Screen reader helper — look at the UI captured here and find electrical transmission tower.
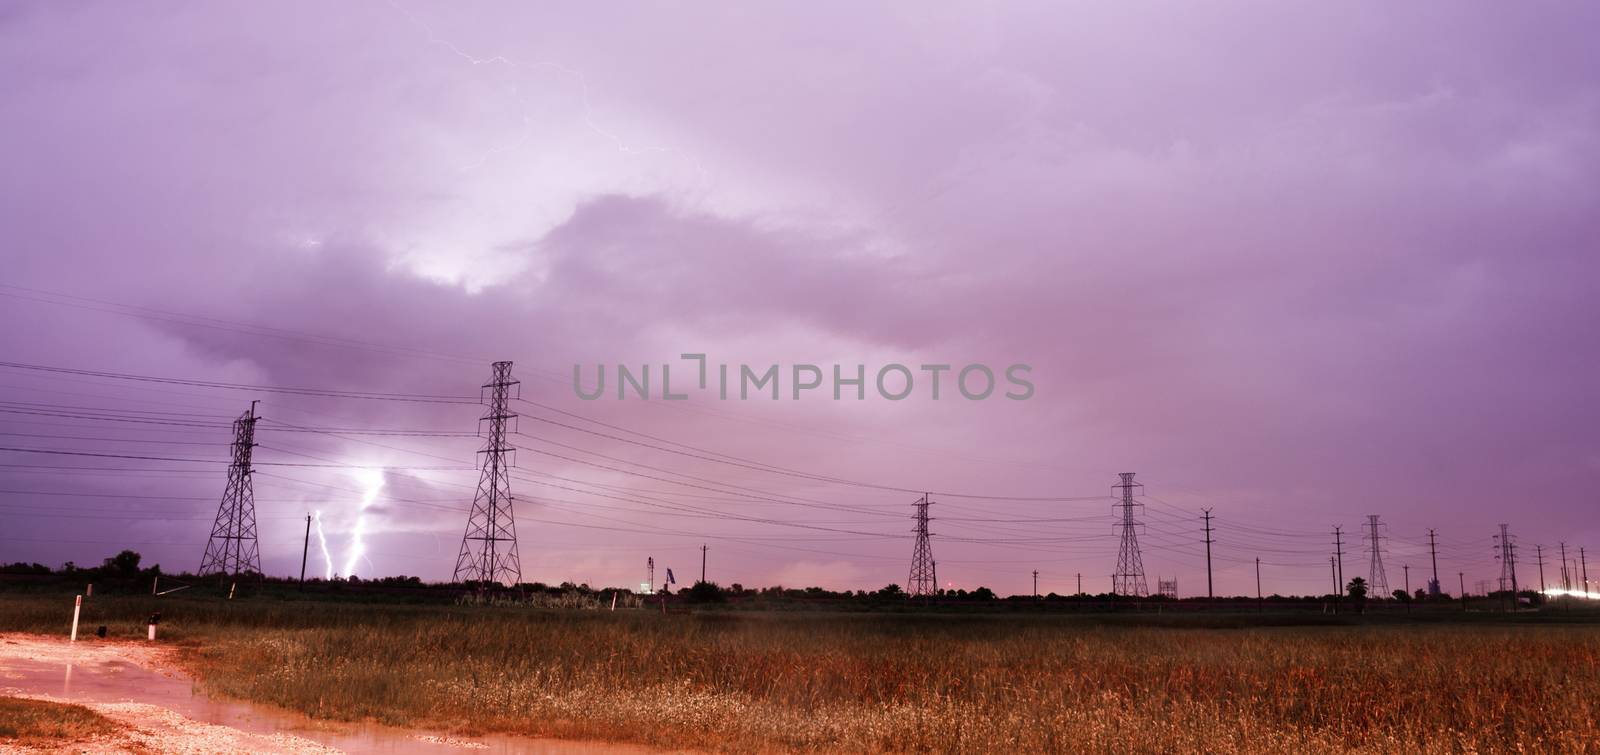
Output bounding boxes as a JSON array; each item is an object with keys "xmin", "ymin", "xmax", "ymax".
[
  {"xmin": 453, "ymin": 361, "xmax": 523, "ymax": 586},
  {"xmin": 1365, "ymin": 515, "xmax": 1389, "ymax": 597},
  {"xmin": 1494, "ymin": 524, "xmax": 1519, "ymax": 594},
  {"xmin": 199, "ymin": 402, "xmax": 262, "ymax": 579},
  {"xmin": 907, "ymin": 493, "xmax": 936, "ymax": 597},
  {"xmin": 1112, "ymin": 472, "xmax": 1147, "ymax": 597}
]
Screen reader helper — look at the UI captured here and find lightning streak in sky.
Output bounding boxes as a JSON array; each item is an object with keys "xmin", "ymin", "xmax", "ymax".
[
  {"xmin": 342, "ymin": 469, "xmax": 385, "ymax": 579},
  {"xmin": 314, "ymin": 510, "xmax": 334, "ymax": 580}
]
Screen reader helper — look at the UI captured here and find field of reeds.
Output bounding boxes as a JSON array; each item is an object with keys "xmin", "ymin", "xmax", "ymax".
[{"xmin": 2, "ymin": 592, "xmax": 1598, "ymax": 753}]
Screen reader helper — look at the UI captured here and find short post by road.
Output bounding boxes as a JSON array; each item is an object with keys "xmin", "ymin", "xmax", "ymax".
[
  {"xmin": 70, "ymin": 595, "xmax": 82, "ymax": 642},
  {"xmin": 147, "ymin": 612, "xmax": 161, "ymax": 641}
]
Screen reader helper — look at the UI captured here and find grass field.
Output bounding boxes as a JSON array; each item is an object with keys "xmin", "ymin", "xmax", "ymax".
[
  {"xmin": 3, "ymin": 592, "xmax": 1599, "ymax": 753},
  {"xmin": 0, "ymin": 695, "xmax": 119, "ymax": 748}
]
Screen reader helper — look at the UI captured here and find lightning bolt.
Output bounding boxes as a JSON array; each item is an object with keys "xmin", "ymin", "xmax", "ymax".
[
  {"xmin": 341, "ymin": 469, "xmax": 385, "ymax": 579},
  {"xmin": 314, "ymin": 510, "xmax": 334, "ymax": 580}
]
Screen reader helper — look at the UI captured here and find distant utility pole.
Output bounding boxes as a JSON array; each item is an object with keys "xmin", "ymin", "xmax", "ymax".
[
  {"xmin": 453, "ymin": 361, "xmax": 522, "ymax": 586},
  {"xmin": 1255, "ymin": 557, "xmax": 1263, "ymax": 613},
  {"xmin": 1202, "ymin": 508, "xmax": 1215, "ymax": 600},
  {"xmin": 907, "ymin": 493, "xmax": 936, "ymax": 598},
  {"xmin": 1076, "ymin": 573, "xmax": 1082, "ymax": 595},
  {"xmin": 1112, "ymin": 473, "xmax": 1148, "ymax": 597},
  {"xmin": 1459, "ymin": 572, "xmax": 1466, "ymax": 611},
  {"xmin": 299, "ymin": 513, "xmax": 311, "ymax": 589},
  {"xmin": 647, "ymin": 557, "xmax": 655, "ymax": 593},
  {"xmin": 1330, "ymin": 556, "xmax": 1338, "ymax": 611},
  {"xmin": 1032, "ymin": 569, "xmax": 1039, "ymax": 599},
  {"xmin": 1535, "ymin": 545, "xmax": 1547, "ymax": 594},
  {"xmin": 199, "ymin": 402, "xmax": 262, "ymax": 580},
  {"xmin": 1365, "ymin": 515, "xmax": 1390, "ymax": 596},
  {"xmin": 1428, "ymin": 529, "xmax": 1441, "ymax": 596},
  {"xmin": 1560, "ymin": 542, "xmax": 1570, "ymax": 592},
  {"xmin": 1332, "ymin": 526, "xmax": 1345, "ymax": 594},
  {"xmin": 1403, "ymin": 564, "xmax": 1411, "ymax": 613},
  {"xmin": 1582, "ymin": 548, "xmax": 1590, "ymax": 596},
  {"xmin": 700, "ymin": 544, "xmax": 708, "ymax": 584}
]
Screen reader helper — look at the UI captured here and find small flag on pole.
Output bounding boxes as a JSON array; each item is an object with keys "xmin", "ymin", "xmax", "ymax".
[{"xmin": 667, "ymin": 568, "xmax": 676, "ymax": 585}]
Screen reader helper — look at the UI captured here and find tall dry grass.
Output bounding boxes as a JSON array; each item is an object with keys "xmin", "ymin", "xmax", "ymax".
[
  {"xmin": 3, "ymin": 594, "xmax": 1598, "ymax": 752},
  {"xmin": 194, "ymin": 613, "xmax": 1600, "ymax": 752}
]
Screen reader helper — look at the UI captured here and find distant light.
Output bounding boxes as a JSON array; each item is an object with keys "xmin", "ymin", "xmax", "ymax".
[{"xmin": 1541, "ymin": 588, "xmax": 1599, "ymax": 599}]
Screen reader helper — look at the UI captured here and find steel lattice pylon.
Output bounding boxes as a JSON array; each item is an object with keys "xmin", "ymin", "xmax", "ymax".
[
  {"xmin": 1495, "ymin": 524, "xmax": 1518, "ymax": 594},
  {"xmin": 907, "ymin": 493, "xmax": 935, "ymax": 597},
  {"xmin": 1112, "ymin": 472, "xmax": 1147, "ymax": 597},
  {"xmin": 1366, "ymin": 514, "xmax": 1390, "ymax": 597},
  {"xmin": 454, "ymin": 361, "xmax": 523, "ymax": 586},
  {"xmin": 199, "ymin": 402, "xmax": 262, "ymax": 579}
]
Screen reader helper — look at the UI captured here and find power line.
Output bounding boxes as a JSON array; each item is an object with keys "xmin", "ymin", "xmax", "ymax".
[{"xmin": 0, "ymin": 360, "xmax": 477, "ymax": 404}]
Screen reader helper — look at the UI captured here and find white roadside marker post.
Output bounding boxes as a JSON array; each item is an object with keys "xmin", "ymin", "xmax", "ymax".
[{"xmin": 70, "ymin": 595, "xmax": 82, "ymax": 642}]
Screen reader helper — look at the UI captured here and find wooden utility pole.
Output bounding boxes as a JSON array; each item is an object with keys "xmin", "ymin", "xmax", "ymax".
[
  {"xmin": 1459, "ymin": 572, "xmax": 1466, "ymax": 612},
  {"xmin": 1428, "ymin": 529, "xmax": 1439, "ymax": 595},
  {"xmin": 1536, "ymin": 545, "xmax": 1547, "ymax": 595},
  {"xmin": 1202, "ymin": 509, "xmax": 1215, "ymax": 600},
  {"xmin": 1333, "ymin": 526, "xmax": 1345, "ymax": 594},
  {"xmin": 299, "ymin": 513, "xmax": 311, "ymax": 589},
  {"xmin": 1403, "ymin": 564, "xmax": 1411, "ymax": 613},
  {"xmin": 1583, "ymin": 548, "xmax": 1590, "ymax": 596},
  {"xmin": 1032, "ymin": 569, "xmax": 1039, "ymax": 599},
  {"xmin": 1330, "ymin": 556, "xmax": 1339, "ymax": 614},
  {"xmin": 700, "ymin": 544, "xmax": 708, "ymax": 584},
  {"xmin": 1255, "ymin": 557, "xmax": 1263, "ymax": 613}
]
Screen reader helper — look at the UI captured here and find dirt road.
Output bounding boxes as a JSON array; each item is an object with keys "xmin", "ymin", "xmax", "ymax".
[{"xmin": 0, "ymin": 633, "xmax": 647, "ymax": 754}]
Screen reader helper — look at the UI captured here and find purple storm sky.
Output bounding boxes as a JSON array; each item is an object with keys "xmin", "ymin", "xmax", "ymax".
[{"xmin": 2, "ymin": 2, "xmax": 1598, "ymax": 597}]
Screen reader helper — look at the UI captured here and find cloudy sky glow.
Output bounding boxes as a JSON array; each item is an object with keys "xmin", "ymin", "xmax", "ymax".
[{"xmin": 2, "ymin": 2, "xmax": 1598, "ymax": 597}]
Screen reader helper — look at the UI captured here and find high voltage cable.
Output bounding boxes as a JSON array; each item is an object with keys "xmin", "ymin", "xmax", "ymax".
[
  {"xmin": 0, "ymin": 445, "xmax": 472, "ymax": 471},
  {"xmin": 6, "ymin": 360, "xmax": 1083, "ymax": 501},
  {"xmin": 0, "ymin": 360, "xmax": 478, "ymax": 404},
  {"xmin": 515, "ymin": 410, "xmax": 1101, "ymax": 502},
  {"xmin": 0, "ymin": 406, "xmax": 472, "ymax": 437}
]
